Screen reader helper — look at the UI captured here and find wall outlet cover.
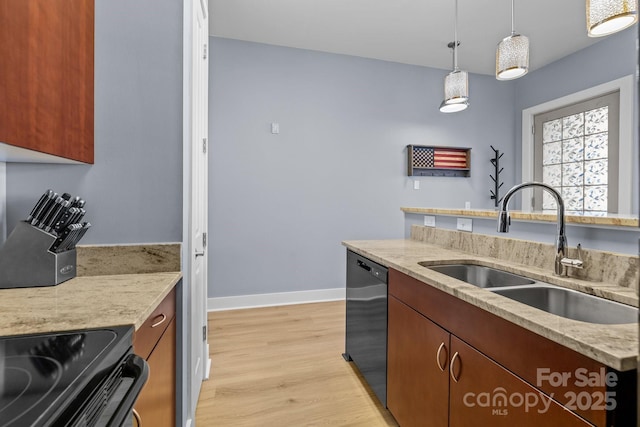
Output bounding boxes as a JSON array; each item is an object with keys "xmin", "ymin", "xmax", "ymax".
[
  {"xmin": 457, "ymin": 218, "xmax": 473, "ymax": 232},
  {"xmin": 424, "ymin": 215, "xmax": 436, "ymax": 227}
]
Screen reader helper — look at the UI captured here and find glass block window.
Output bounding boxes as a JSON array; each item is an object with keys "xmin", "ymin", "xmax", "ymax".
[{"xmin": 534, "ymin": 91, "xmax": 619, "ymax": 215}]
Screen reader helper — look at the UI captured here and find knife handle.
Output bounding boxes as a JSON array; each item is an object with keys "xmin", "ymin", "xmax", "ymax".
[
  {"xmin": 54, "ymin": 206, "xmax": 77, "ymax": 234},
  {"xmin": 50, "ymin": 225, "xmax": 73, "ymax": 252},
  {"xmin": 45, "ymin": 200, "xmax": 71, "ymax": 234},
  {"xmin": 31, "ymin": 191, "xmax": 57, "ymax": 226},
  {"xmin": 56, "ymin": 223, "xmax": 82, "ymax": 252},
  {"xmin": 40, "ymin": 196, "xmax": 64, "ymax": 231},
  {"xmin": 27, "ymin": 190, "xmax": 53, "ymax": 222},
  {"xmin": 72, "ymin": 222, "xmax": 91, "ymax": 247},
  {"xmin": 70, "ymin": 208, "xmax": 86, "ymax": 225},
  {"xmin": 71, "ymin": 198, "xmax": 85, "ymax": 209}
]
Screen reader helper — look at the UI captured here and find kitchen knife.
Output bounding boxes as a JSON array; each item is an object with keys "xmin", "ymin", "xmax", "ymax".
[
  {"xmin": 71, "ymin": 198, "xmax": 85, "ymax": 209},
  {"xmin": 34, "ymin": 193, "xmax": 60, "ymax": 228},
  {"xmin": 57, "ymin": 223, "xmax": 83, "ymax": 252},
  {"xmin": 69, "ymin": 196, "xmax": 81, "ymax": 207},
  {"xmin": 53, "ymin": 206, "xmax": 78, "ymax": 234},
  {"xmin": 45, "ymin": 199, "xmax": 71, "ymax": 233},
  {"xmin": 39, "ymin": 196, "xmax": 65, "ymax": 231},
  {"xmin": 69, "ymin": 207, "xmax": 86, "ymax": 226},
  {"xmin": 30, "ymin": 191, "xmax": 57, "ymax": 226},
  {"xmin": 50, "ymin": 224, "xmax": 74, "ymax": 252},
  {"xmin": 72, "ymin": 222, "xmax": 91, "ymax": 247},
  {"xmin": 26, "ymin": 189, "xmax": 53, "ymax": 222}
]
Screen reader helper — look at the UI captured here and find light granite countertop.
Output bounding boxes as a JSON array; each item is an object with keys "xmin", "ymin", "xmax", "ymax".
[
  {"xmin": 0, "ymin": 243, "xmax": 182, "ymax": 337},
  {"xmin": 0, "ymin": 272, "xmax": 181, "ymax": 337},
  {"xmin": 342, "ymin": 239, "xmax": 638, "ymax": 372}
]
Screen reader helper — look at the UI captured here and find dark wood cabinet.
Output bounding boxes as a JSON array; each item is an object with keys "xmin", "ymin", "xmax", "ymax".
[
  {"xmin": 448, "ymin": 335, "xmax": 593, "ymax": 427},
  {"xmin": 0, "ymin": 0, "xmax": 94, "ymax": 163},
  {"xmin": 387, "ymin": 296, "xmax": 449, "ymax": 427},
  {"xmin": 387, "ymin": 268, "xmax": 635, "ymax": 427},
  {"xmin": 133, "ymin": 287, "xmax": 177, "ymax": 427}
]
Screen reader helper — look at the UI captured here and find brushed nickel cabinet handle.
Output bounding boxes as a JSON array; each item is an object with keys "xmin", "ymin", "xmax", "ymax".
[
  {"xmin": 151, "ymin": 313, "xmax": 167, "ymax": 328},
  {"xmin": 450, "ymin": 352, "xmax": 460, "ymax": 383},
  {"xmin": 133, "ymin": 408, "xmax": 142, "ymax": 426},
  {"xmin": 436, "ymin": 342, "xmax": 447, "ymax": 372}
]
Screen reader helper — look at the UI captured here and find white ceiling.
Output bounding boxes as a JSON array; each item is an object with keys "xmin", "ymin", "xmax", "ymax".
[{"xmin": 208, "ymin": 0, "xmax": 602, "ymax": 76}]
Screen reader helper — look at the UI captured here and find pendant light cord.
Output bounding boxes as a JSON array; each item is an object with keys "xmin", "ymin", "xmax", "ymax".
[
  {"xmin": 453, "ymin": 0, "xmax": 458, "ymax": 71},
  {"xmin": 511, "ymin": 0, "xmax": 515, "ymax": 35}
]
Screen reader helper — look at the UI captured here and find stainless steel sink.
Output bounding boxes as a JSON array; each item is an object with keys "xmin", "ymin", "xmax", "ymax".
[
  {"xmin": 423, "ymin": 263, "xmax": 535, "ymax": 288},
  {"xmin": 491, "ymin": 285, "xmax": 638, "ymax": 324}
]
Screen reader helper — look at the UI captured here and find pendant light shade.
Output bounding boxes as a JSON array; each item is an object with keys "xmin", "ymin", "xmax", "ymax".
[
  {"xmin": 587, "ymin": 0, "xmax": 638, "ymax": 37},
  {"xmin": 496, "ymin": 0, "xmax": 529, "ymax": 80},
  {"xmin": 439, "ymin": 0, "xmax": 469, "ymax": 113},
  {"xmin": 441, "ymin": 69, "xmax": 469, "ymax": 111}
]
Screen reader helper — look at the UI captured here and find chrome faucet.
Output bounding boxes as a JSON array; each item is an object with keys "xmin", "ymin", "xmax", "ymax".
[{"xmin": 497, "ymin": 182, "xmax": 582, "ymax": 276}]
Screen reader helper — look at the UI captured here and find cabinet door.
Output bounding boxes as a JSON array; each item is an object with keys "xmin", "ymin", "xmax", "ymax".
[
  {"xmin": 134, "ymin": 317, "xmax": 176, "ymax": 427},
  {"xmin": 449, "ymin": 336, "xmax": 594, "ymax": 427},
  {"xmin": 0, "ymin": 0, "xmax": 94, "ymax": 163},
  {"xmin": 387, "ymin": 295, "xmax": 450, "ymax": 427}
]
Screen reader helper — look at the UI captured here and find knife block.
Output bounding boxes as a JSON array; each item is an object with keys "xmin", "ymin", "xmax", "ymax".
[{"xmin": 0, "ymin": 221, "xmax": 76, "ymax": 289}]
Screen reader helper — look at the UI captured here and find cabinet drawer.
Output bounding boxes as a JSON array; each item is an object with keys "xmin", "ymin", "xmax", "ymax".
[
  {"xmin": 134, "ymin": 317, "xmax": 177, "ymax": 427},
  {"xmin": 133, "ymin": 287, "xmax": 176, "ymax": 360}
]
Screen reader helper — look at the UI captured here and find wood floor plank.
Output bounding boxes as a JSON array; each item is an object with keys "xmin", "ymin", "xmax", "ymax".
[{"xmin": 195, "ymin": 301, "xmax": 398, "ymax": 426}]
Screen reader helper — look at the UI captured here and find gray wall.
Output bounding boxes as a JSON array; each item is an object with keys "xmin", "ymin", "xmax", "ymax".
[
  {"xmin": 4, "ymin": 0, "xmax": 183, "ymax": 244},
  {"xmin": 209, "ymin": 37, "xmax": 515, "ymax": 298}
]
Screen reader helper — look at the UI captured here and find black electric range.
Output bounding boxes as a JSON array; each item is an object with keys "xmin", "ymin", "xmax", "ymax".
[{"xmin": 0, "ymin": 325, "xmax": 148, "ymax": 427}]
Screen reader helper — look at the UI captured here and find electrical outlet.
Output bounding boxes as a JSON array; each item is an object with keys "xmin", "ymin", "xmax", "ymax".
[
  {"xmin": 271, "ymin": 123, "xmax": 280, "ymax": 134},
  {"xmin": 457, "ymin": 218, "xmax": 473, "ymax": 232},
  {"xmin": 424, "ymin": 215, "xmax": 436, "ymax": 227},
  {"xmin": 465, "ymin": 201, "xmax": 471, "ymax": 209},
  {"xmin": 413, "ymin": 180, "xmax": 420, "ymax": 190}
]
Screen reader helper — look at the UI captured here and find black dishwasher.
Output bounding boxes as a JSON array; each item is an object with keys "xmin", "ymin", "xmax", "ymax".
[{"xmin": 343, "ymin": 250, "xmax": 388, "ymax": 406}]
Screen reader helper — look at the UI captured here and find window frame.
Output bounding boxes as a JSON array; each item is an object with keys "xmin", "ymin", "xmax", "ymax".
[
  {"xmin": 521, "ymin": 74, "xmax": 634, "ymax": 215},
  {"xmin": 533, "ymin": 91, "xmax": 619, "ymax": 213}
]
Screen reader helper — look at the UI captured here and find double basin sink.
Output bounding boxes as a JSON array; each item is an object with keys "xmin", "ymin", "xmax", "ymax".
[{"xmin": 421, "ymin": 263, "xmax": 638, "ymax": 325}]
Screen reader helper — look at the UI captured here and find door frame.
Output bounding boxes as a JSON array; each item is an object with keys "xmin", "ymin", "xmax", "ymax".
[{"xmin": 181, "ymin": 0, "xmax": 210, "ymax": 425}]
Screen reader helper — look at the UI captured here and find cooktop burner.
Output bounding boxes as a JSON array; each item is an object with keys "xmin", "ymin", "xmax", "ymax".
[
  {"xmin": 0, "ymin": 355, "xmax": 62, "ymax": 424},
  {"xmin": 0, "ymin": 327, "xmax": 131, "ymax": 427}
]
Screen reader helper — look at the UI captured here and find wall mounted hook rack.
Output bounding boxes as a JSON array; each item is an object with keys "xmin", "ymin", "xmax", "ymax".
[{"xmin": 489, "ymin": 145, "xmax": 504, "ymax": 207}]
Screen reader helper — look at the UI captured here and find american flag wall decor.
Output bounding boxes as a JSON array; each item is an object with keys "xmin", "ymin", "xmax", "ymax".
[{"xmin": 407, "ymin": 145, "xmax": 471, "ymax": 177}]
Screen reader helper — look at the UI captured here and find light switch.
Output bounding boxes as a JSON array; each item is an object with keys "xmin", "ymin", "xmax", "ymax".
[
  {"xmin": 271, "ymin": 123, "xmax": 280, "ymax": 134},
  {"xmin": 413, "ymin": 180, "xmax": 420, "ymax": 190}
]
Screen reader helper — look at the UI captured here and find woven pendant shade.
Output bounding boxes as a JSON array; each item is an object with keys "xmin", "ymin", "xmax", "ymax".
[
  {"xmin": 495, "ymin": 0, "xmax": 529, "ymax": 80},
  {"xmin": 496, "ymin": 34, "xmax": 529, "ymax": 80},
  {"xmin": 587, "ymin": 0, "xmax": 638, "ymax": 37}
]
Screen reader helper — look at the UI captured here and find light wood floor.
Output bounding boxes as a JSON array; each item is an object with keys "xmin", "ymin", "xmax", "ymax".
[{"xmin": 195, "ymin": 300, "xmax": 398, "ymax": 427}]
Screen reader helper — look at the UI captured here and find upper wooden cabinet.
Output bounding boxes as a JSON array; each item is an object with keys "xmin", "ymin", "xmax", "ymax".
[{"xmin": 0, "ymin": 0, "xmax": 94, "ymax": 163}]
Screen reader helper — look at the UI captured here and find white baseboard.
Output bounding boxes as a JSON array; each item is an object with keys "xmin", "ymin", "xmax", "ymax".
[{"xmin": 207, "ymin": 288, "xmax": 345, "ymax": 312}]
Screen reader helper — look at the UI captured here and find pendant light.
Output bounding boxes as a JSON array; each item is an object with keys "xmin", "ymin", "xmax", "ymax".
[
  {"xmin": 496, "ymin": 0, "xmax": 529, "ymax": 80},
  {"xmin": 439, "ymin": 0, "xmax": 469, "ymax": 113},
  {"xmin": 587, "ymin": 0, "xmax": 638, "ymax": 37}
]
